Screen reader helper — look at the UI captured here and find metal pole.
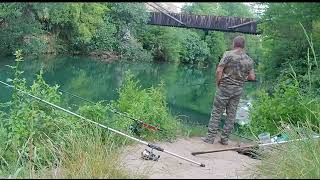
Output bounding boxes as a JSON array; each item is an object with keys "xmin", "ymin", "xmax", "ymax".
[
  {"xmin": 191, "ymin": 135, "xmax": 320, "ymax": 156},
  {"xmin": 0, "ymin": 80, "xmax": 205, "ymax": 167},
  {"xmin": 228, "ymin": 20, "xmax": 257, "ymax": 30}
]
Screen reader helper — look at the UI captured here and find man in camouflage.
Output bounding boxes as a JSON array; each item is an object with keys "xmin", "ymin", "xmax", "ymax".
[{"xmin": 202, "ymin": 36, "xmax": 256, "ymax": 145}]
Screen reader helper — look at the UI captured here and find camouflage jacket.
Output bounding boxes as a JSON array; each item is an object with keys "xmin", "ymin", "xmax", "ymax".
[{"xmin": 218, "ymin": 49, "xmax": 254, "ymax": 88}]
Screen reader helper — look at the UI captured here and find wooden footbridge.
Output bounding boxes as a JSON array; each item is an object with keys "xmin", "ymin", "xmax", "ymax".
[{"xmin": 146, "ymin": 3, "xmax": 260, "ymax": 35}]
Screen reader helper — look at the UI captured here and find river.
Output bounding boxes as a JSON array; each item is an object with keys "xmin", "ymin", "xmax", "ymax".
[{"xmin": 0, "ymin": 55, "xmax": 258, "ymax": 125}]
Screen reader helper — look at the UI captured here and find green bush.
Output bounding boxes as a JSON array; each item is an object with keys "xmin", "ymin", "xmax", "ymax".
[
  {"xmin": 205, "ymin": 31, "xmax": 226, "ymax": 64},
  {"xmin": 1, "ymin": 51, "xmax": 74, "ymax": 168},
  {"xmin": 118, "ymin": 38, "xmax": 152, "ymax": 62},
  {"xmin": 21, "ymin": 36, "xmax": 48, "ymax": 57},
  {"xmin": 258, "ymin": 3, "xmax": 320, "ymax": 85},
  {"xmin": 111, "ymin": 71, "xmax": 181, "ymax": 141},
  {"xmin": 0, "ymin": 50, "xmax": 135, "ymax": 178},
  {"xmin": 138, "ymin": 27, "xmax": 183, "ymax": 62},
  {"xmin": 76, "ymin": 102, "xmax": 131, "ymax": 146},
  {"xmin": 179, "ymin": 31, "xmax": 210, "ymax": 64},
  {"xmin": 244, "ymin": 26, "xmax": 320, "ymax": 137},
  {"xmin": 0, "ymin": 4, "xmax": 45, "ymax": 56},
  {"xmin": 139, "ymin": 27, "xmax": 211, "ymax": 64},
  {"xmin": 243, "ymin": 81, "xmax": 319, "ymax": 136},
  {"xmin": 87, "ymin": 17, "xmax": 117, "ymax": 53}
]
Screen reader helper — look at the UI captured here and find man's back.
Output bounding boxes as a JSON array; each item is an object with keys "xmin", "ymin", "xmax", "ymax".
[
  {"xmin": 219, "ymin": 49, "xmax": 254, "ymax": 88},
  {"xmin": 202, "ymin": 35, "xmax": 255, "ymax": 145}
]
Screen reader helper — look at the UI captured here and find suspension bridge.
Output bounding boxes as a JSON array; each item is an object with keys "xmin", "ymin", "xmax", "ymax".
[{"xmin": 145, "ymin": 3, "xmax": 260, "ymax": 35}]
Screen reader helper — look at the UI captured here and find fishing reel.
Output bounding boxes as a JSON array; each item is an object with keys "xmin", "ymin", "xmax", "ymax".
[
  {"xmin": 129, "ymin": 118, "xmax": 163, "ymax": 137},
  {"xmin": 141, "ymin": 148, "xmax": 160, "ymax": 161},
  {"xmin": 130, "ymin": 121, "xmax": 143, "ymax": 136}
]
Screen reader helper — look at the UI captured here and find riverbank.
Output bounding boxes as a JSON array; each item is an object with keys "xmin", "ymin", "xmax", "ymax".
[{"xmin": 120, "ymin": 136, "xmax": 260, "ymax": 179}]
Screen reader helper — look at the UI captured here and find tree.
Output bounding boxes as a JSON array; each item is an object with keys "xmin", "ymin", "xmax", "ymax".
[
  {"xmin": 0, "ymin": 3, "xmax": 45, "ymax": 56},
  {"xmin": 181, "ymin": 3, "xmax": 227, "ymax": 64},
  {"xmin": 205, "ymin": 32, "xmax": 227, "ymax": 64},
  {"xmin": 38, "ymin": 3, "xmax": 109, "ymax": 52},
  {"xmin": 182, "ymin": 3, "xmax": 227, "ymax": 16},
  {"xmin": 106, "ymin": 3, "xmax": 149, "ymax": 42},
  {"xmin": 179, "ymin": 30, "xmax": 210, "ymax": 64},
  {"xmin": 219, "ymin": 3, "xmax": 253, "ymax": 18},
  {"xmin": 259, "ymin": 3, "xmax": 320, "ymax": 84},
  {"xmin": 138, "ymin": 26, "xmax": 182, "ymax": 62},
  {"xmin": 0, "ymin": 3, "xmax": 152, "ymax": 58}
]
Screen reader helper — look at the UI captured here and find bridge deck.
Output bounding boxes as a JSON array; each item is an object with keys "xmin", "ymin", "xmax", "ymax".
[{"xmin": 147, "ymin": 12, "xmax": 260, "ymax": 35}]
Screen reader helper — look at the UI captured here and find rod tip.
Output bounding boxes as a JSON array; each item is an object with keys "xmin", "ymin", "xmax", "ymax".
[{"xmin": 200, "ymin": 164, "xmax": 205, "ymax": 167}]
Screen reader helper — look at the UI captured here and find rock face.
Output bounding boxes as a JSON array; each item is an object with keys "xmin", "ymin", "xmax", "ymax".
[{"xmin": 90, "ymin": 51, "xmax": 119, "ymax": 63}]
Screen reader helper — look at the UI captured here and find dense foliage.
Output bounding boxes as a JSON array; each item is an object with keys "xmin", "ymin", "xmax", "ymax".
[
  {"xmin": 0, "ymin": 2, "xmax": 262, "ymax": 65},
  {"xmin": 241, "ymin": 3, "xmax": 320, "ymax": 137},
  {"xmin": 259, "ymin": 3, "xmax": 320, "ymax": 89},
  {"xmin": 245, "ymin": 80, "xmax": 320, "ymax": 136},
  {"xmin": 1, "ymin": 1, "xmax": 319, "ymax": 138},
  {"xmin": 0, "ymin": 50, "xmax": 181, "ymax": 177},
  {"xmin": 2, "ymin": 3, "xmax": 320, "ymax": 178},
  {"xmin": 0, "ymin": 3, "xmax": 150, "ymax": 61}
]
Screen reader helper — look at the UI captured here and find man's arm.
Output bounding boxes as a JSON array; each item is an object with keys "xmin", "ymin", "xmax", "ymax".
[
  {"xmin": 216, "ymin": 66, "xmax": 224, "ymax": 86},
  {"xmin": 247, "ymin": 69, "xmax": 256, "ymax": 81},
  {"xmin": 216, "ymin": 51, "xmax": 229, "ymax": 86}
]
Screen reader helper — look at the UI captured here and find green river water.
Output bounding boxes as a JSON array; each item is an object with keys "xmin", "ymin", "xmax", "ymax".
[{"xmin": 0, "ymin": 55, "xmax": 258, "ymax": 125}]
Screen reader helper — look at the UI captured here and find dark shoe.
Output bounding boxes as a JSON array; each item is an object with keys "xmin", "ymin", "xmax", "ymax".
[
  {"xmin": 201, "ymin": 137, "xmax": 214, "ymax": 144},
  {"xmin": 219, "ymin": 139, "xmax": 229, "ymax": 145}
]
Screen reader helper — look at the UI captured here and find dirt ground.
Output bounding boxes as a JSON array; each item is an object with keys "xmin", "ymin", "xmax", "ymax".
[{"xmin": 120, "ymin": 137, "xmax": 261, "ymax": 179}]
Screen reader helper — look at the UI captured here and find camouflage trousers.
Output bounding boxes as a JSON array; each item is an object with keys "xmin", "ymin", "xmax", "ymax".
[{"xmin": 207, "ymin": 85, "xmax": 243, "ymax": 141}]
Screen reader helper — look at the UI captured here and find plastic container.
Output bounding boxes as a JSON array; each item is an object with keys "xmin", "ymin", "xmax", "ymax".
[
  {"xmin": 258, "ymin": 132, "xmax": 271, "ymax": 143},
  {"xmin": 312, "ymin": 132, "xmax": 320, "ymax": 138},
  {"xmin": 271, "ymin": 136, "xmax": 277, "ymax": 143}
]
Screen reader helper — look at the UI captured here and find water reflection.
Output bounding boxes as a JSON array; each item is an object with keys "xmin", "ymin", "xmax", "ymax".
[{"xmin": 0, "ymin": 56, "xmax": 258, "ymax": 125}]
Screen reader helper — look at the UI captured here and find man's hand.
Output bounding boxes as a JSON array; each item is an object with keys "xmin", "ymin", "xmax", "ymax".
[
  {"xmin": 216, "ymin": 66, "xmax": 224, "ymax": 86},
  {"xmin": 247, "ymin": 69, "xmax": 255, "ymax": 81}
]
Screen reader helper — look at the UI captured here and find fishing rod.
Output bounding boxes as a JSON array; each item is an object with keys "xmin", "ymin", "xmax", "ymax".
[
  {"xmin": 191, "ymin": 135, "xmax": 320, "ymax": 156},
  {"xmin": 0, "ymin": 80, "xmax": 205, "ymax": 167},
  {"xmin": 59, "ymin": 89, "xmax": 163, "ymax": 133}
]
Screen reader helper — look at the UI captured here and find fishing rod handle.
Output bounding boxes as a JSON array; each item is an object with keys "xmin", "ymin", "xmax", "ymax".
[
  {"xmin": 164, "ymin": 149, "xmax": 205, "ymax": 167},
  {"xmin": 191, "ymin": 149, "xmax": 231, "ymax": 156},
  {"xmin": 148, "ymin": 143, "xmax": 205, "ymax": 167}
]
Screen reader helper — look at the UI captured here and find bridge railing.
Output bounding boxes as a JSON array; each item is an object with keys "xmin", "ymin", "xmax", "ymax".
[{"xmin": 147, "ymin": 12, "xmax": 260, "ymax": 35}]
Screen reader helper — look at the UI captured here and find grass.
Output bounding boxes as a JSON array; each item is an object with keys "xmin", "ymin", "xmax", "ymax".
[
  {"xmin": 0, "ymin": 68, "xmax": 192, "ymax": 179},
  {"xmin": 253, "ymin": 122, "xmax": 320, "ymax": 178},
  {"xmin": 0, "ymin": 128, "xmax": 144, "ymax": 179},
  {"xmin": 246, "ymin": 23, "xmax": 320, "ymax": 178}
]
